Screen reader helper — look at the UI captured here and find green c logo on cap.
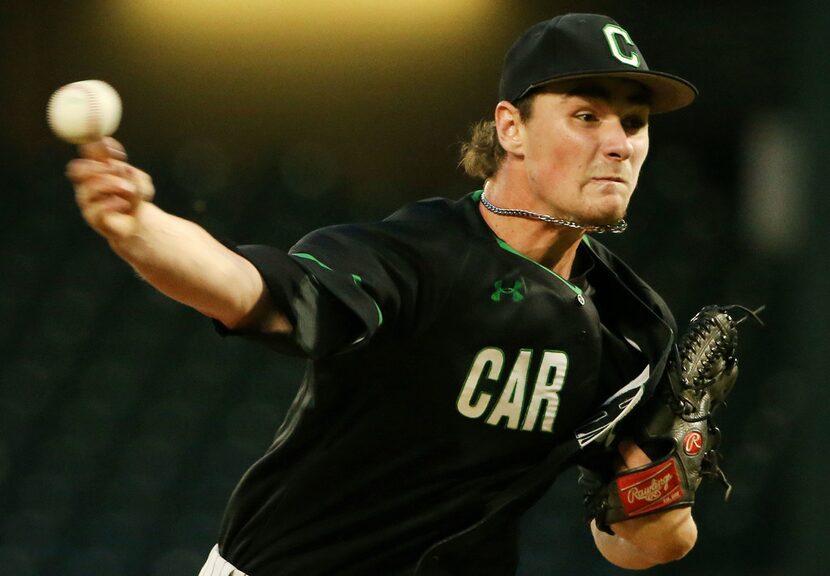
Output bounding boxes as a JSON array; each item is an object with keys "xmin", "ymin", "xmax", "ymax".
[{"xmin": 602, "ymin": 24, "xmax": 641, "ymax": 67}]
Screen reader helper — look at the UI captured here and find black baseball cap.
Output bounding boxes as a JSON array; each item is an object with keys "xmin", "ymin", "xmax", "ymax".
[{"xmin": 498, "ymin": 13, "xmax": 697, "ymax": 114}]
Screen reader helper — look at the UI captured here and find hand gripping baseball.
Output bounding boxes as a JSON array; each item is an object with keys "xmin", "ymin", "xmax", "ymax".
[
  {"xmin": 580, "ymin": 304, "xmax": 764, "ymax": 534},
  {"xmin": 66, "ymin": 137, "xmax": 156, "ymax": 242}
]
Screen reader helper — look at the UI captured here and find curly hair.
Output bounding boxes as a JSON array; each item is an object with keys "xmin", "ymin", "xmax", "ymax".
[{"xmin": 459, "ymin": 97, "xmax": 535, "ymax": 181}]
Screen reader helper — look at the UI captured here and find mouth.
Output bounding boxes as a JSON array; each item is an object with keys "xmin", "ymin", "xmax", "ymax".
[{"xmin": 592, "ymin": 176, "xmax": 626, "ymax": 183}]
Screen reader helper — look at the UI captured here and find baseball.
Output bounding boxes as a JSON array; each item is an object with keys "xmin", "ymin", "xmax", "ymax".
[{"xmin": 47, "ymin": 80, "xmax": 122, "ymax": 144}]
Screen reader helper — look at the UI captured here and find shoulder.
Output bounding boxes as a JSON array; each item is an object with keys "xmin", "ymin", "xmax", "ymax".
[
  {"xmin": 379, "ymin": 195, "xmax": 473, "ymax": 242},
  {"xmin": 583, "ymin": 236, "xmax": 677, "ymax": 331},
  {"xmin": 295, "ymin": 195, "xmax": 474, "ymax": 254},
  {"xmin": 385, "ymin": 196, "xmax": 465, "ymax": 224}
]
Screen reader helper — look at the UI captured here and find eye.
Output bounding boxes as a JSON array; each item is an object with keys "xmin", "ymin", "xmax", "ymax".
[
  {"xmin": 576, "ymin": 112, "xmax": 599, "ymax": 123},
  {"xmin": 622, "ymin": 114, "xmax": 648, "ymax": 133}
]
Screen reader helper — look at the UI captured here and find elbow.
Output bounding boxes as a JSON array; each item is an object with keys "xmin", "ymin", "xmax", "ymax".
[
  {"xmin": 222, "ymin": 304, "xmax": 294, "ymax": 335},
  {"xmin": 216, "ymin": 312, "xmax": 247, "ymax": 332},
  {"xmin": 213, "ymin": 300, "xmax": 256, "ymax": 332},
  {"xmin": 219, "ymin": 268, "xmax": 292, "ymax": 334}
]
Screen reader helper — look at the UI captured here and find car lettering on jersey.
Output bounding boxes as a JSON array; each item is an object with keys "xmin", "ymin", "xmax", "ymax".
[{"xmin": 456, "ymin": 347, "xmax": 568, "ymax": 433}]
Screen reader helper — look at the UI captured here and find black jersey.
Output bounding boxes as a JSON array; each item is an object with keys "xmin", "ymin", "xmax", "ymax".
[{"xmin": 215, "ymin": 191, "xmax": 677, "ymax": 576}]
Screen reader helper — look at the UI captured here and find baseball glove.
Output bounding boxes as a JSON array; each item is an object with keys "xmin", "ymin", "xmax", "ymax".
[{"xmin": 579, "ymin": 304, "xmax": 763, "ymax": 534}]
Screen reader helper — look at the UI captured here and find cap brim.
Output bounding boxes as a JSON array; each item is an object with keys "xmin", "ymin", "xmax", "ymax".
[{"xmin": 524, "ymin": 70, "xmax": 698, "ymax": 114}]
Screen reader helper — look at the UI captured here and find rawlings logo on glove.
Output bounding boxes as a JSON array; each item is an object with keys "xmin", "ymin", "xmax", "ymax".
[
  {"xmin": 617, "ymin": 459, "xmax": 684, "ymax": 515},
  {"xmin": 579, "ymin": 304, "xmax": 763, "ymax": 534}
]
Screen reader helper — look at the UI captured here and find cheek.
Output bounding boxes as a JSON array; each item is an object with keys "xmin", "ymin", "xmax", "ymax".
[
  {"xmin": 528, "ymin": 133, "xmax": 584, "ymax": 180},
  {"xmin": 630, "ymin": 139, "xmax": 650, "ymax": 185}
]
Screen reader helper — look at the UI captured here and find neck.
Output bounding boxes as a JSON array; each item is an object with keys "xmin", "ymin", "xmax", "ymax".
[{"xmin": 479, "ymin": 180, "xmax": 584, "ymax": 278}]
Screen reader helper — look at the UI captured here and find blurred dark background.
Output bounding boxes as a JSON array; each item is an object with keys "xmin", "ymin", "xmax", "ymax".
[{"xmin": 1, "ymin": 1, "xmax": 827, "ymax": 575}]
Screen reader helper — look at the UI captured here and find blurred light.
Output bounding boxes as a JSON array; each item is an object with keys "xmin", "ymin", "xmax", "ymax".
[
  {"xmin": 97, "ymin": 0, "xmax": 509, "ymax": 193},
  {"xmin": 126, "ymin": 0, "xmax": 492, "ymax": 40},
  {"xmin": 740, "ymin": 113, "xmax": 804, "ymax": 255},
  {"xmin": 116, "ymin": 0, "xmax": 499, "ymax": 75}
]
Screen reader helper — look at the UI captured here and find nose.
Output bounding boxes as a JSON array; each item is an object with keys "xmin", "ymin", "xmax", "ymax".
[{"xmin": 602, "ymin": 118, "xmax": 634, "ymax": 161}]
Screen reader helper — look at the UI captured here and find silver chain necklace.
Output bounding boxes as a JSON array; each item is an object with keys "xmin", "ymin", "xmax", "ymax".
[{"xmin": 479, "ymin": 189, "xmax": 627, "ymax": 234}]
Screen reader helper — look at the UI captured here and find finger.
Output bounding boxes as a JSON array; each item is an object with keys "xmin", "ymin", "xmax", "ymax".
[
  {"xmin": 68, "ymin": 159, "xmax": 155, "ymax": 204},
  {"xmin": 83, "ymin": 192, "xmax": 134, "ymax": 217},
  {"xmin": 109, "ymin": 160, "xmax": 156, "ymax": 202},
  {"xmin": 77, "ymin": 136, "xmax": 127, "ymax": 161},
  {"xmin": 135, "ymin": 167, "xmax": 155, "ymax": 202},
  {"xmin": 107, "ymin": 159, "xmax": 144, "ymax": 180},
  {"xmin": 66, "ymin": 158, "xmax": 114, "ymax": 182},
  {"xmin": 66, "ymin": 158, "xmax": 137, "ymax": 181},
  {"xmin": 75, "ymin": 174, "xmax": 139, "ymax": 207},
  {"xmin": 66, "ymin": 158, "xmax": 138, "ymax": 183},
  {"xmin": 617, "ymin": 440, "xmax": 651, "ymax": 470}
]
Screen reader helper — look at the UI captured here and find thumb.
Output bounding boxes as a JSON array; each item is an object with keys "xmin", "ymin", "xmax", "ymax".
[{"xmin": 617, "ymin": 440, "xmax": 652, "ymax": 471}]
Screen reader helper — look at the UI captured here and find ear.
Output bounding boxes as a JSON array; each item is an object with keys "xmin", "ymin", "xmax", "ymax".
[{"xmin": 494, "ymin": 100, "xmax": 525, "ymax": 156}]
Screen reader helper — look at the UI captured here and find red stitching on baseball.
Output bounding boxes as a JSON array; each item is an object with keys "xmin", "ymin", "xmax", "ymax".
[{"xmin": 75, "ymin": 81, "xmax": 101, "ymax": 142}]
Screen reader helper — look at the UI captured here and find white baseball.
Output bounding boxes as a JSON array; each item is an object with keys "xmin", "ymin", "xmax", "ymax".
[{"xmin": 47, "ymin": 80, "xmax": 122, "ymax": 144}]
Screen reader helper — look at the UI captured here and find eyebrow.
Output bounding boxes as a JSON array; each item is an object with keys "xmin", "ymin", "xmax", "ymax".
[{"xmin": 566, "ymin": 83, "xmax": 652, "ymax": 107}]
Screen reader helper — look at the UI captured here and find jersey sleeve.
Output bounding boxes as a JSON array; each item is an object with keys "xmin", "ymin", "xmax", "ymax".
[{"xmin": 222, "ymin": 222, "xmax": 421, "ymax": 359}]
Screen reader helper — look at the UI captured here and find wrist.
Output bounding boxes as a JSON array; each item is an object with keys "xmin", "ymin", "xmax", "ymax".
[
  {"xmin": 610, "ymin": 506, "xmax": 697, "ymax": 564},
  {"xmin": 106, "ymin": 201, "xmax": 158, "ymax": 260}
]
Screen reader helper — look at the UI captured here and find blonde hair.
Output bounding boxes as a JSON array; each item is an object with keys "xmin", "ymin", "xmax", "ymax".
[{"xmin": 459, "ymin": 97, "xmax": 535, "ymax": 180}]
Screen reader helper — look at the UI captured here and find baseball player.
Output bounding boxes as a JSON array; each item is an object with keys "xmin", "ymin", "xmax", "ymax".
[{"xmin": 67, "ymin": 13, "xmax": 704, "ymax": 576}]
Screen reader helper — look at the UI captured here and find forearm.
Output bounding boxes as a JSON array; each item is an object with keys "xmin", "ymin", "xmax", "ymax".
[
  {"xmin": 109, "ymin": 202, "xmax": 285, "ymax": 331},
  {"xmin": 592, "ymin": 507, "xmax": 697, "ymax": 569},
  {"xmin": 67, "ymin": 139, "xmax": 292, "ymax": 333}
]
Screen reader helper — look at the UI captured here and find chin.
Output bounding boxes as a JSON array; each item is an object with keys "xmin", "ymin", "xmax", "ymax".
[
  {"xmin": 583, "ymin": 187, "xmax": 630, "ymax": 221},
  {"xmin": 585, "ymin": 202, "xmax": 629, "ymax": 226}
]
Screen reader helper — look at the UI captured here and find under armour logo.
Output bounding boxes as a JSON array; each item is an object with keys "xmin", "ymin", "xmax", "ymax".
[{"xmin": 491, "ymin": 279, "xmax": 526, "ymax": 303}]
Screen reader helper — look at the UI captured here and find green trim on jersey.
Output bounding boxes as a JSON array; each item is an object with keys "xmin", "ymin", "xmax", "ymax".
[
  {"xmin": 472, "ymin": 190, "xmax": 583, "ymax": 297},
  {"xmin": 493, "ymin": 238, "xmax": 583, "ymax": 297},
  {"xmin": 292, "ymin": 252, "xmax": 333, "ymax": 270},
  {"xmin": 351, "ymin": 273, "xmax": 384, "ymax": 327},
  {"xmin": 291, "ymin": 253, "xmax": 384, "ymax": 326}
]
